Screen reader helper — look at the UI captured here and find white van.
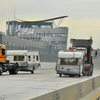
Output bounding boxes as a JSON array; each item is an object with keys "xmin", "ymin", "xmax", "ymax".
[
  {"xmin": 56, "ymin": 50, "xmax": 85, "ymax": 77},
  {"xmin": 6, "ymin": 50, "xmax": 40, "ymax": 74}
]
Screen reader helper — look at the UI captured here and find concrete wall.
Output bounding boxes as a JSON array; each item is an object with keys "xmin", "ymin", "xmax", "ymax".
[{"xmin": 21, "ymin": 75, "xmax": 100, "ymax": 100}]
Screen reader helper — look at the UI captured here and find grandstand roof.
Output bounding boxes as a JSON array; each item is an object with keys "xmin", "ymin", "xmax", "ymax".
[{"xmin": 15, "ymin": 15, "xmax": 68, "ymax": 22}]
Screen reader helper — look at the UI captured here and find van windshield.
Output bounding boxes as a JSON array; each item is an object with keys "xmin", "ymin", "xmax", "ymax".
[
  {"xmin": 76, "ymin": 48, "xmax": 86, "ymax": 53},
  {"xmin": 1, "ymin": 48, "xmax": 5, "ymax": 55},
  {"xmin": 57, "ymin": 58, "xmax": 78, "ymax": 65}
]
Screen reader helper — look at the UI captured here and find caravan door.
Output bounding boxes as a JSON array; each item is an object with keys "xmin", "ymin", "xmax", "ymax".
[{"xmin": 27, "ymin": 54, "xmax": 33, "ymax": 71}]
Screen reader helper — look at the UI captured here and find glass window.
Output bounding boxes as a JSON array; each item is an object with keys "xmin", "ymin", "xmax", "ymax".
[
  {"xmin": 57, "ymin": 59, "xmax": 61, "ymax": 65},
  {"xmin": 51, "ymin": 33, "xmax": 67, "ymax": 37},
  {"xmin": 41, "ymin": 25, "xmax": 51, "ymax": 28},
  {"xmin": 36, "ymin": 55, "xmax": 39, "ymax": 61},
  {"xmin": 1, "ymin": 48, "xmax": 5, "ymax": 55},
  {"xmin": 58, "ymin": 58, "xmax": 78, "ymax": 65},
  {"xmin": 19, "ymin": 56, "xmax": 24, "ymax": 61},
  {"xmin": 46, "ymin": 33, "xmax": 49, "ymax": 36},
  {"xmin": 28, "ymin": 56, "xmax": 31, "ymax": 61},
  {"xmin": 76, "ymin": 48, "xmax": 86, "ymax": 53},
  {"xmin": 57, "ymin": 34, "xmax": 62, "ymax": 36},
  {"xmin": 62, "ymin": 34, "xmax": 67, "ymax": 36},
  {"xmin": 32, "ymin": 25, "xmax": 38, "ymax": 28},
  {"xmin": 14, "ymin": 56, "xmax": 24, "ymax": 61},
  {"xmin": 14, "ymin": 56, "xmax": 17, "ymax": 61},
  {"xmin": 51, "ymin": 34, "xmax": 55, "ymax": 37},
  {"xmin": 78, "ymin": 59, "xmax": 82, "ymax": 65},
  {"xmin": 18, "ymin": 25, "xmax": 21, "ymax": 30}
]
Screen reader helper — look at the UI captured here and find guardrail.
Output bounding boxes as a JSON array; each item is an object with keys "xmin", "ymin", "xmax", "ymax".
[{"xmin": 21, "ymin": 75, "xmax": 100, "ymax": 100}]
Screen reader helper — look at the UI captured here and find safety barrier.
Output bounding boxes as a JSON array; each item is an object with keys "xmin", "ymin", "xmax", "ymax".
[{"xmin": 21, "ymin": 75, "xmax": 100, "ymax": 100}]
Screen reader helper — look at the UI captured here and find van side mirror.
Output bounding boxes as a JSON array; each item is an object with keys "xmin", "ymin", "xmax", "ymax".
[{"xmin": 95, "ymin": 51, "xmax": 97, "ymax": 57}]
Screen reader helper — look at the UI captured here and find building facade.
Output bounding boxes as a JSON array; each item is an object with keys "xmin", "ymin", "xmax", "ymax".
[{"xmin": 5, "ymin": 16, "xmax": 68, "ymax": 62}]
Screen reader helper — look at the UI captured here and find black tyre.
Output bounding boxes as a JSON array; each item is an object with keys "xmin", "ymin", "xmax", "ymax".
[
  {"xmin": 9, "ymin": 63, "xmax": 18, "ymax": 75},
  {"xmin": 83, "ymin": 73, "xmax": 86, "ymax": 76},
  {"xmin": 31, "ymin": 67, "xmax": 34, "ymax": 74},
  {"xmin": 78, "ymin": 74, "xmax": 81, "ymax": 77},
  {"xmin": 0, "ymin": 64, "xmax": 3, "ymax": 75},
  {"xmin": 82, "ymin": 70, "xmax": 86, "ymax": 76},
  {"xmin": 9, "ymin": 70, "xmax": 13, "ymax": 74},
  {"xmin": 90, "ymin": 67, "xmax": 93, "ymax": 76},
  {"xmin": 78, "ymin": 71, "xmax": 81, "ymax": 77},
  {"xmin": 87, "ymin": 67, "xmax": 93, "ymax": 76},
  {"xmin": 70, "ymin": 75, "xmax": 74, "ymax": 77},
  {"xmin": 59, "ymin": 74, "xmax": 62, "ymax": 77}
]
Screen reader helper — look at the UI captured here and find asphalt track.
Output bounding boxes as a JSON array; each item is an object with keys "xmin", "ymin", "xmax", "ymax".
[{"xmin": 0, "ymin": 54, "xmax": 100, "ymax": 100}]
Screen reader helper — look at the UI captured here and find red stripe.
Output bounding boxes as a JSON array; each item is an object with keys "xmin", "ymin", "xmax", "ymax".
[{"xmin": 0, "ymin": 56, "xmax": 6, "ymax": 57}]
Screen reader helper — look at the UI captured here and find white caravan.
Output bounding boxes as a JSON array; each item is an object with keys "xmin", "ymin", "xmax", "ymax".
[
  {"xmin": 56, "ymin": 50, "xmax": 85, "ymax": 77},
  {"xmin": 6, "ymin": 50, "xmax": 40, "ymax": 74}
]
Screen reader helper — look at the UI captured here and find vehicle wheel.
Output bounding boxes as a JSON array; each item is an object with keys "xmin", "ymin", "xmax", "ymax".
[
  {"xmin": 87, "ymin": 67, "xmax": 93, "ymax": 76},
  {"xmin": 70, "ymin": 75, "xmax": 74, "ymax": 77},
  {"xmin": 9, "ymin": 70, "xmax": 13, "ymax": 74},
  {"xmin": 82, "ymin": 70, "xmax": 86, "ymax": 76},
  {"xmin": 87, "ymin": 70, "xmax": 90, "ymax": 76},
  {"xmin": 14, "ymin": 64, "xmax": 18, "ymax": 74},
  {"xmin": 89, "ymin": 67, "xmax": 93, "ymax": 76},
  {"xmin": 78, "ymin": 74, "xmax": 81, "ymax": 77},
  {"xmin": 31, "ymin": 67, "xmax": 34, "ymax": 74},
  {"xmin": 78, "ymin": 71, "xmax": 81, "ymax": 77},
  {"xmin": 59, "ymin": 74, "xmax": 62, "ymax": 77},
  {"xmin": 0, "ymin": 64, "xmax": 3, "ymax": 75},
  {"xmin": 9, "ymin": 64, "xmax": 18, "ymax": 75},
  {"xmin": 83, "ymin": 73, "xmax": 86, "ymax": 76}
]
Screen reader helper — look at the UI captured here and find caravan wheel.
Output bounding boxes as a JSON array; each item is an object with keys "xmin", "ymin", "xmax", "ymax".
[
  {"xmin": 31, "ymin": 67, "xmax": 34, "ymax": 74},
  {"xmin": 59, "ymin": 74, "xmax": 62, "ymax": 77}
]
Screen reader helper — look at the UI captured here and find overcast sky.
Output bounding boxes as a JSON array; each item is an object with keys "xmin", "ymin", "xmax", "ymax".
[{"xmin": 0, "ymin": 0, "xmax": 100, "ymax": 49}]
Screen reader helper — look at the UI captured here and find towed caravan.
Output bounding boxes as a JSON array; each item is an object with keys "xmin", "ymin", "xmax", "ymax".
[
  {"xmin": 6, "ymin": 50, "xmax": 40, "ymax": 74},
  {"xmin": 56, "ymin": 50, "xmax": 85, "ymax": 77}
]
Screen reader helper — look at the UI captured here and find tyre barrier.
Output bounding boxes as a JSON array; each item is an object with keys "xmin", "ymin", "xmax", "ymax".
[{"xmin": 21, "ymin": 75, "xmax": 100, "ymax": 100}]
